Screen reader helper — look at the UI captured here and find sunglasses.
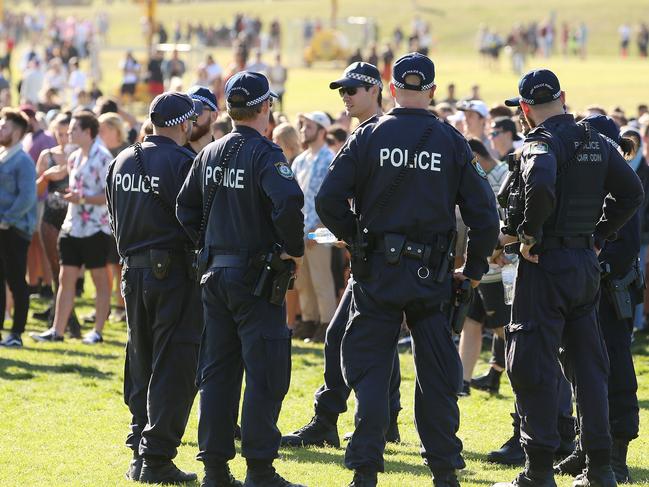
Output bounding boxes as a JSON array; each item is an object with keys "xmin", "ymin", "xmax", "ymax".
[{"xmin": 338, "ymin": 85, "xmax": 370, "ymax": 97}]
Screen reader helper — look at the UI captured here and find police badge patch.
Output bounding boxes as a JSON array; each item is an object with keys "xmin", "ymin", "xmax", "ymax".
[
  {"xmin": 471, "ymin": 157, "xmax": 488, "ymax": 179},
  {"xmin": 275, "ymin": 162, "xmax": 294, "ymax": 180},
  {"xmin": 525, "ymin": 141, "xmax": 549, "ymax": 156}
]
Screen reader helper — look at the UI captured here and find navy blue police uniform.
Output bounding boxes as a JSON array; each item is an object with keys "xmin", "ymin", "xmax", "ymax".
[
  {"xmin": 495, "ymin": 70, "xmax": 644, "ymax": 486},
  {"xmin": 553, "ymin": 115, "xmax": 641, "ymax": 482},
  {"xmin": 105, "ymin": 92, "xmax": 203, "ymax": 484},
  {"xmin": 316, "ymin": 53, "xmax": 500, "ymax": 485},
  {"xmin": 281, "ymin": 62, "xmax": 401, "ymax": 449},
  {"xmin": 176, "ymin": 71, "xmax": 306, "ymax": 487}
]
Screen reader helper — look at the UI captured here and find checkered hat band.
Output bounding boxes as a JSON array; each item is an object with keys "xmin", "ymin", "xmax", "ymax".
[
  {"xmin": 246, "ymin": 89, "xmax": 271, "ymax": 107},
  {"xmin": 520, "ymin": 90, "xmax": 561, "ymax": 105},
  {"xmin": 391, "ymin": 78, "xmax": 435, "ymax": 91},
  {"xmin": 346, "ymin": 72, "xmax": 382, "ymax": 88},
  {"xmin": 601, "ymin": 133, "xmax": 620, "ymax": 149},
  {"xmin": 164, "ymin": 107, "xmax": 194, "ymax": 127},
  {"xmin": 191, "ymin": 94, "xmax": 217, "ymax": 111}
]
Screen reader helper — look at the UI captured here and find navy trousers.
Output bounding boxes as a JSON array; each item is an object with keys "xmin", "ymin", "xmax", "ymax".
[
  {"xmin": 122, "ymin": 264, "xmax": 202, "ymax": 459},
  {"xmin": 342, "ymin": 256, "xmax": 464, "ymax": 473},
  {"xmin": 314, "ymin": 280, "xmax": 401, "ymax": 418},
  {"xmin": 197, "ymin": 267, "xmax": 292, "ymax": 465},
  {"xmin": 506, "ymin": 249, "xmax": 611, "ymax": 454}
]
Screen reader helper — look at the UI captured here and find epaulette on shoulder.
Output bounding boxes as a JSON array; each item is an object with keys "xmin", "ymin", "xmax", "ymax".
[
  {"xmin": 442, "ymin": 118, "xmax": 465, "ymax": 138},
  {"xmin": 259, "ymin": 137, "xmax": 282, "ymax": 152},
  {"xmin": 175, "ymin": 145, "xmax": 196, "ymax": 160}
]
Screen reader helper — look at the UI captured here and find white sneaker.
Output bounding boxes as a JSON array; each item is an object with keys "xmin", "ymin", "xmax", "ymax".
[{"xmin": 82, "ymin": 330, "xmax": 103, "ymax": 344}]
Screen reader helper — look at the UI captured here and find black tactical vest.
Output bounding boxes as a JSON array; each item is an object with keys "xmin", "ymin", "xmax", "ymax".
[{"xmin": 539, "ymin": 121, "xmax": 607, "ymax": 237}]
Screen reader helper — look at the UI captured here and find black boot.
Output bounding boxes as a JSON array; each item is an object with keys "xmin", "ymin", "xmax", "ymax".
[
  {"xmin": 492, "ymin": 468, "xmax": 557, "ymax": 487},
  {"xmin": 432, "ymin": 470, "xmax": 460, "ymax": 487},
  {"xmin": 280, "ymin": 412, "xmax": 340, "ymax": 447},
  {"xmin": 554, "ymin": 444, "xmax": 586, "ymax": 477},
  {"xmin": 385, "ymin": 411, "xmax": 401, "ymax": 444},
  {"xmin": 125, "ymin": 452, "xmax": 143, "ymax": 481},
  {"xmin": 487, "ymin": 414, "xmax": 525, "ymax": 466},
  {"xmin": 458, "ymin": 380, "xmax": 470, "ymax": 397},
  {"xmin": 33, "ymin": 305, "xmax": 53, "ymax": 321},
  {"xmin": 470, "ymin": 367, "xmax": 502, "ymax": 394},
  {"xmin": 348, "ymin": 469, "xmax": 377, "ymax": 487},
  {"xmin": 610, "ymin": 438, "xmax": 631, "ymax": 483},
  {"xmin": 243, "ymin": 459, "xmax": 306, "ymax": 487},
  {"xmin": 572, "ymin": 465, "xmax": 618, "ymax": 487},
  {"xmin": 139, "ymin": 456, "xmax": 198, "ymax": 484},
  {"xmin": 201, "ymin": 463, "xmax": 243, "ymax": 487}
]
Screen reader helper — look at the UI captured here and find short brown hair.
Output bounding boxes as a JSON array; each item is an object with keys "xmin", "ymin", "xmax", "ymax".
[
  {"xmin": 227, "ymin": 95, "xmax": 263, "ymax": 121},
  {"xmin": 1, "ymin": 108, "xmax": 30, "ymax": 138},
  {"xmin": 72, "ymin": 110, "xmax": 99, "ymax": 139}
]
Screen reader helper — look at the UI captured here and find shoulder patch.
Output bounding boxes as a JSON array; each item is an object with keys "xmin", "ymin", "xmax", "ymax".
[
  {"xmin": 524, "ymin": 141, "xmax": 549, "ymax": 156},
  {"xmin": 471, "ymin": 156, "xmax": 488, "ymax": 179},
  {"xmin": 274, "ymin": 161, "xmax": 294, "ymax": 180}
]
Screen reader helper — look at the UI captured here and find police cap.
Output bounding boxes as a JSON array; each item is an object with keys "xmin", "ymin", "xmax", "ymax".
[
  {"xmin": 391, "ymin": 52, "xmax": 435, "ymax": 91},
  {"xmin": 187, "ymin": 85, "xmax": 218, "ymax": 112},
  {"xmin": 225, "ymin": 71, "xmax": 277, "ymax": 108},
  {"xmin": 505, "ymin": 69, "xmax": 562, "ymax": 107},
  {"xmin": 329, "ymin": 62, "xmax": 383, "ymax": 90},
  {"xmin": 149, "ymin": 92, "xmax": 202, "ymax": 128}
]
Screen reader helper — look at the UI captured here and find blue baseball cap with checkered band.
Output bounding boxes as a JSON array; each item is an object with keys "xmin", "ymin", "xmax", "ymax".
[
  {"xmin": 225, "ymin": 71, "xmax": 278, "ymax": 108},
  {"xmin": 329, "ymin": 62, "xmax": 383, "ymax": 90},
  {"xmin": 391, "ymin": 52, "xmax": 435, "ymax": 91},
  {"xmin": 149, "ymin": 92, "xmax": 202, "ymax": 128},
  {"xmin": 187, "ymin": 85, "xmax": 218, "ymax": 112},
  {"xmin": 505, "ymin": 69, "xmax": 562, "ymax": 107}
]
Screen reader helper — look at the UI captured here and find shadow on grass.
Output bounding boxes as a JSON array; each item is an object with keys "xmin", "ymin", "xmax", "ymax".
[
  {"xmin": 0, "ymin": 357, "xmax": 113, "ymax": 380},
  {"xmin": 629, "ymin": 465, "xmax": 649, "ymax": 482},
  {"xmin": 23, "ymin": 347, "xmax": 118, "ymax": 360}
]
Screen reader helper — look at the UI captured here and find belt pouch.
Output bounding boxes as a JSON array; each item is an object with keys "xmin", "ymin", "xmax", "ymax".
[
  {"xmin": 384, "ymin": 233, "xmax": 406, "ymax": 265},
  {"xmin": 150, "ymin": 249, "xmax": 171, "ymax": 280}
]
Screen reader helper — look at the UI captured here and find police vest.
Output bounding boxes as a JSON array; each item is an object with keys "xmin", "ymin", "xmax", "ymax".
[{"xmin": 540, "ymin": 122, "xmax": 607, "ymax": 238}]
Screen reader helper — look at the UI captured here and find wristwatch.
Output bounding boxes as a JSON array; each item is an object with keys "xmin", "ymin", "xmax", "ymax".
[{"xmin": 518, "ymin": 232, "xmax": 537, "ymax": 246}]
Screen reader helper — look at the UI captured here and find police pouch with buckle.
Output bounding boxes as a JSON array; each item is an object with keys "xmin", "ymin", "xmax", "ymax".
[
  {"xmin": 384, "ymin": 233, "xmax": 406, "ymax": 265},
  {"xmin": 150, "ymin": 249, "xmax": 171, "ymax": 280}
]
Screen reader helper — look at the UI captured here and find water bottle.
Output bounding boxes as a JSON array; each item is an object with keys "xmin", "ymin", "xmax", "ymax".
[
  {"xmin": 501, "ymin": 261, "xmax": 518, "ymax": 305},
  {"xmin": 307, "ymin": 228, "xmax": 338, "ymax": 245}
]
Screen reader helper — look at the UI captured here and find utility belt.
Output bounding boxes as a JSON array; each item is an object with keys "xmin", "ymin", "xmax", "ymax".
[
  {"xmin": 197, "ymin": 247, "xmax": 296, "ymax": 306},
  {"xmin": 123, "ymin": 248, "xmax": 195, "ymax": 281},
  {"xmin": 601, "ymin": 259, "xmax": 645, "ymax": 321},
  {"xmin": 539, "ymin": 235, "xmax": 594, "ymax": 251},
  {"xmin": 371, "ymin": 231, "xmax": 456, "ymax": 282}
]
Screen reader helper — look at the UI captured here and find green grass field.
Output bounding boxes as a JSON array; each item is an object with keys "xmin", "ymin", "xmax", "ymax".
[{"xmin": 1, "ymin": 290, "xmax": 649, "ymax": 486}]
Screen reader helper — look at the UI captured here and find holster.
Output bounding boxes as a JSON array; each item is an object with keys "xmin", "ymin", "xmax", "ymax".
[
  {"xmin": 150, "ymin": 249, "xmax": 171, "ymax": 280},
  {"xmin": 349, "ymin": 219, "xmax": 370, "ymax": 279},
  {"xmin": 449, "ymin": 279, "xmax": 474, "ymax": 334},
  {"xmin": 252, "ymin": 251, "xmax": 296, "ymax": 306},
  {"xmin": 603, "ymin": 263, "xmax": 643, "ymax": 321}
]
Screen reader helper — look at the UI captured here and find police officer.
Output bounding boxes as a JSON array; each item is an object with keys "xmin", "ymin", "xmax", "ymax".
[
  {"xmin": 554, "ymin": 115, "xmax": 641, "ymax": 483},
  {"xmin": 186, "ymin": 85, "xmax": 219, "ymax": 155},
  {"xmin": 105, "ymin": 92, "xmax": 203, "ymax": 484},
  {"xmin": 176, "ymin": 71, "xmax": 306, "ymax": 487},
  {"xmin": 493, "ymin": 70, "xmax": 644, "ymax": 487},
  {"xmin": 281, "ymin": 62, "xmax": 403, "ymax": 449},
  {"xmin": 316, "ymin": 52, "xmax": 500, "ymax": 487}
]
